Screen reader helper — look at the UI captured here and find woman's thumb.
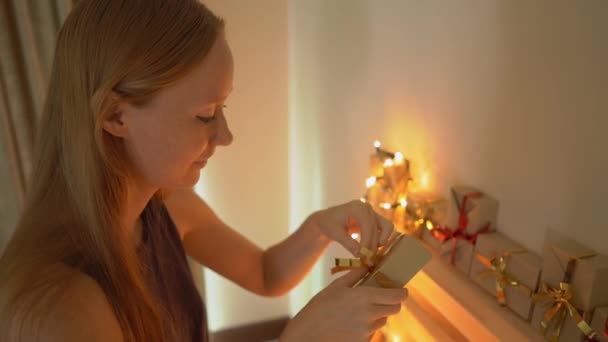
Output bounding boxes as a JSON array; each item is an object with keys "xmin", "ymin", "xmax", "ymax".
[{"xmin": 331, "ymin": 267, "xmax": 369, "ymax": 288}]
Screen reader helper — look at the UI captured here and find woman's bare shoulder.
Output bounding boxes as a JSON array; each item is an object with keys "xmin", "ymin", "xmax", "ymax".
[{"xmin": 1, "ymin": 263, "xmax": 124, "ymax": 341}]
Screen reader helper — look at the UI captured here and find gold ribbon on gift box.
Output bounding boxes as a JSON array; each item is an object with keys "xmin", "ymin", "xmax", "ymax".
[
  {"xmin": 532, "ymin": 282, "xmax": 596, "ymax": 341},
  {"xmin": 475, "ymin": 250, "xmax": 532, "ymax": 306},
  {"xmin": 532, "ymin": 257, "xmax": 597, "ymax": 342},
  {"xmin": 331, "ymin": 237, "xmax": 402, "ymax": 289}
]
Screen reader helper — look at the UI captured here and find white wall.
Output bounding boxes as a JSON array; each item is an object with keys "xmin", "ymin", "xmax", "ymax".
[
  {"xmin": 196, "ymin": 0, "xmax": 290, "ymax": 331},
  {"xmin": 289, "ymin": 0, "xmax": 608, "ymax": 299},
  {"xmin": 198, "ymin": 0, "xmax": 608, "ymax": 328}
]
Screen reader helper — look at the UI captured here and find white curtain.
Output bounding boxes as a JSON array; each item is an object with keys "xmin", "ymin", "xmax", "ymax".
[{"xmin": 0, "ymin": 0, "xmax": 76, "ymax": 252}]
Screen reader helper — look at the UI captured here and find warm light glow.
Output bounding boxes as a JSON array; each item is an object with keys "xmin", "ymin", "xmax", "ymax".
[
  {"xmin": 351, "ymin": 233, "xmax": 360, "ymax": 240},
  {"xmin": 381, "ymin": 203, "xmax": 392, "ymax": 210},
  {"xmin": 426, "ymin": 221, "xmax": 434, "ymax": 230},
  {"xmin": 360, "ymin": 197, "xmax": 366, "ymax": 203},
  {"xmin": 374, "ymin": 140, "xmax": 381, "ymax": 148},
  {"xmin": 400, "ymin": 198, "xmax": 408, "ymax": 208},
  {"xmin": 366, "ymin": 176, "xmax": 377, "ymax": 188},
  {"xmin": 394, "ymin": 152, "xmax": 404, "ymax": 164},
  {"xmin": 384, "ymin": 159, "xmax": 394, "ymax": 167},
  {"xmin": 420, "ymin": 171, "xmax": 429, "ymax": 190},
  {"xmin": 391, "ymin": 334, "xmax": 401, "ymax": 342}
]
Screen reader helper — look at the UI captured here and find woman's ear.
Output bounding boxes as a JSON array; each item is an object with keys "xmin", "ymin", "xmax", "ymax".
[
  {"xmin": 102, "ymin": 94, "xmax": 129, "ymax": 138},
  {"xmin": 102, "ymin": 110, "xmax": 129, "ymax": 138}
]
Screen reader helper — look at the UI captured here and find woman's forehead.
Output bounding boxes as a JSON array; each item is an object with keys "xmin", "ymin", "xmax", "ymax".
[{"xmin": 160, "ymin": 38, "xmax": 234, "ymax": 108}]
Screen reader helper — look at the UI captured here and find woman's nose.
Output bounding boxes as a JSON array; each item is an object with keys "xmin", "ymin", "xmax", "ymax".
[{"xmin": 213, "ymin": 111, "xmax": 233, "ymax": 146}]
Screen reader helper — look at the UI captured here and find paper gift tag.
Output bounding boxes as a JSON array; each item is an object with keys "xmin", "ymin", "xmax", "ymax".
[{"xmin": 355, "ymin": 234, "xmax": 432, "ymax": 288}]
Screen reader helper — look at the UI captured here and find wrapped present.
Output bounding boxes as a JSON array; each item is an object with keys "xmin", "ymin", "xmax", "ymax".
[
  {"xmin": 421, "ymin": 228, "xmax": 474, "ymax": 273},
  {"xmin": 383, "ymin": 158, "xmax": 410, "ymax": 196},
  {"xmin": 450, "ymin": 186, "xmax": 499, "ymax": 234},
  {"xmin": 331, "ymin": 233, "xmax": 431, "ymax": 289},
  {"xmin": 531, "ymin": 238, "xmax": 608, "ymax": 341},
  {"xmin": 470, "ymin": 232, "xmax": 542, "ymax": 321},
  {"xmin": 392, "ymin": 200, "xmax": 409, "ymax": 235},
  {"xmin": 590, "ymin": 306, "xmax": 608, "ymax": 342},
  {"xmin": 405, "ymin": 192, "xmax": 448, "ymax": 235},
  {"xmin": 375, "ymin": 187, "xmax": 397, "ymax": 222},
  {"xmin": 420, "ymin": 190, "xmax": 491, "ymax": 274},
  {"xmin": 369, "ymin": 154, "xmax": 386, "ymax": 178}
]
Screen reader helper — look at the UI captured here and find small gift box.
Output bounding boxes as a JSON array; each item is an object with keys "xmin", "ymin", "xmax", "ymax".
[
  {"xmin": 450, "ymin": 186, "xmax": 499, "ymax": 234},
  {"xmin": 332, "ymin": 233, "xmax": 432, "ymax": 289},
  {"xmin": 356, "ymin": 233, "xmax": 431, "ymax": 288},
  {"xmin": 376, "ymin": 188, "xmax": 397, "ymax": 222},
  {"xmin": 369, "ymin": 154, "xmax": 385, "ymax": 178},
  {"xmin": 470, "ymin": 232, "xmax": 542, "ymax": 321},
  {"xmin": 419, "ymin": 186, "xmax": 494, "ymax": 274},
  {"xmin": 405, "ymin": 192, "xmax": 448, "ymax": 231},
  {"xmin": 591, "ymin": 306, "xmax": 608, "ymax": 342},
  {"xmin": 421, "ymin": 228, "xmax": 474, "ymax": 273},
  {"xmin": 530, "ymin": 237, "xmax": 608, "ymax": 341},
  {"xmin": 383, "ymin": 159, "xmax": 410, "ymax": 196}
]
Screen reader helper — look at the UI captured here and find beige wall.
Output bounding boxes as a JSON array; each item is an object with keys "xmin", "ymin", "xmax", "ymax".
[
  {"xmin": 290, "ymin": 0, "xmax": 608, "ymax": 294},
  {"xmin": 196, "ymin": 0, "xmax": 290, "ymax": 331}
]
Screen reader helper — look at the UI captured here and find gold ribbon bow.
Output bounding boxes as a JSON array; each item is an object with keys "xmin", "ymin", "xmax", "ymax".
[
  {"xmin": 475, "ymin": 251, "xmax": 531, "ymax": 305},
  {"xmin": 532, "ymin": 282, "xmax": 597, "ymax": 342},
  {"xmin": 331, "ymin": 245, "xmax": 401, "ymax": 289}
]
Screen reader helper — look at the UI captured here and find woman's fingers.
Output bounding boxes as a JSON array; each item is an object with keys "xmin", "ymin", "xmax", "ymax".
[
  {"xmin": 348, "ymin": 201, "xmax": 394, "ymax": 255},
  {"xmin": 351, "ymin": 201, "xmax": 378, "ymax": 256},
  {"xmin": 368, "ymin": 304, "xmax": 403, "ymax": 320},
  {"xmin": 340, "ymin": 229, "xmax": 362, "ymax": 256},
  {"xmin": 370, "ymin": 317, "xmax": 388, "ymax": 332},
  {"xmin": 375, "ymin": 214, "xmax": 394, "ymax": 246},
  {"xmin": 361, "ymin": 286, "xmax": 408, "ymax": 305}
]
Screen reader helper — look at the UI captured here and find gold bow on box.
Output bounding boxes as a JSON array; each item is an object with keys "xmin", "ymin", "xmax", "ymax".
[
  {"xmin": 331, "ymin": 233, "xmax": 432, "ymax": 288},
  {"xmin": 475, "ymin": 250, "xmax": 532, "ymax": 306},
  {"xmin": 533, "ymin": 282, "xmax": 597, "ymax": 342},
  {"xmin": 532, "ymin": 258, "xmax": 597, "ymax": 342}
]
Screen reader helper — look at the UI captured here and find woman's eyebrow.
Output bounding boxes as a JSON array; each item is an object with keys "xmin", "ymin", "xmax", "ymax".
[
  {"xmin": 206, "ymin": 94, "xmax": 228, "ymax": 103},
  {"xmin": 205, "ymin": 87, "xmax": 233, "ymax": 103}
]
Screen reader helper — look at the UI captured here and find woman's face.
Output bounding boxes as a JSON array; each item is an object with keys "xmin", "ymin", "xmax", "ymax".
[{"xmin": 106, "ymin": 35, "xmax": 234, "ymax": 189}]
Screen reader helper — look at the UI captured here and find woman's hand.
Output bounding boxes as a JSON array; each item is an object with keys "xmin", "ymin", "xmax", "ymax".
[
  {"xmin": 280, "ymin": 268, "xmax": 408, "ymax": 342},
  {"xmin": 309, "ymin": 200, "xmax": 394, "ymax": 259}
]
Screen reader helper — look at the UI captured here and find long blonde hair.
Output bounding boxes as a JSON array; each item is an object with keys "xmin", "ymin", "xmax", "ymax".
[{"xmin": 0, "ymin": 0, "xmax": 223, "ymax": 340}]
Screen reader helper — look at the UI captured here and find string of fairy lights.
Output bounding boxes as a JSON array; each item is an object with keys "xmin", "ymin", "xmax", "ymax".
[{"xmin": 360, "ymin": 140, "xmax": 437, "ymax": 234}]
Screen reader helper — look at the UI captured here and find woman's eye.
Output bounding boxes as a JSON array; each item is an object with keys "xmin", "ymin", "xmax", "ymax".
[
  {"xmin": 196, "ymin": 105, "xmax": 226, "ymax": 124},
  {"xmin": 197, "ymin": 114, "xmax": 216, "ymax": 124}
]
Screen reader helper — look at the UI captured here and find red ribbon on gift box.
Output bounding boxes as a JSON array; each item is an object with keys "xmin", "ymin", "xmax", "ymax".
[{"xmin": 429, "ymin": 191, "xmax": 490, "ymax": 264}]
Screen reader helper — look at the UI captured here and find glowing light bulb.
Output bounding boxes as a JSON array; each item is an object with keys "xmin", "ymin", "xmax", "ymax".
[
  {"xmin": 351, "ymin": 233, "xmax": 360, "ymax": 240},
  {"xmin": 426, "ymin": 221, "xmax": 434, "ymax": 230},
  {"xmin": 374, "ymin": 140, "xmax": 381, "ymax": 148},
  {"xmin": 394, "ymin": 152, "xmax": 404, "ymax": 164},
  {"xmin": 391, "ymin": 335, "xmax": 401, "ymax": 342},
  {"xmin": 360, "ymin": 197, "xmax": 366, "ymax": 203},
  {"xmin": 384, "ymin": 159, "xmax": 394, "ymax": 167},
  {"xmin": 366, "ymin": 176, "xmax": 377, "ymax": 188},
  {"xmin": 400, "ymin": 199, "xmax": 408, "ymax": 208},
  {"xmin": 381, "ymin": 203, "xmax": 392, "ymax": 210}
]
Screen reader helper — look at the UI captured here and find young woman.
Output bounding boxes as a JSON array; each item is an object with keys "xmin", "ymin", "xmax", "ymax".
[{"xmin": 0, "ymin": 1, "xmax": 407, "ymax": 341}]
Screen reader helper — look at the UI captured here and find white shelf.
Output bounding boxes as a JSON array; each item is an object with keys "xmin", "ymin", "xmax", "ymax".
[{"xmin": 399, "ymin": 244, "xmax": 545, "ymax": 341}]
